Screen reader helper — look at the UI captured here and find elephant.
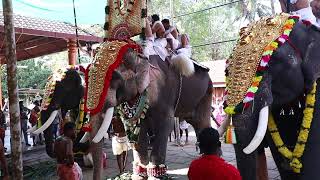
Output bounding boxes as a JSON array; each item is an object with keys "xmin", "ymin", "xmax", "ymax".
[
  {"xmin": 29, "ymin": 67, "xmax": 89, "ymax": 158},
  {"xmin": 219, "ymin": 14, "xmax": 320, "ymax": 180},
  {"xmin": 86, "ymin": 41, "xmax": 213, "ymax": 179}
]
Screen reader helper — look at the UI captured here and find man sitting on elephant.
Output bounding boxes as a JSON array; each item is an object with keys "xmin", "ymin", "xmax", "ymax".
[
  {"xmin": 280, "ymin": 0, "xmax": 320, "ymax": 26},
  {"xmin": 144, "ymin": 14, "xmax": 169, "ymax": 61}
]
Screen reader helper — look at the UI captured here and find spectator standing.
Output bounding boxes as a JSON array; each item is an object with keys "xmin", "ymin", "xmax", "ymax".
[
  {"xmin": 19, "ymin": 101, "xmax": 30, "ymax": 146},
  {"xmin": 188, "ymin": 128, "xmax": 242, "ymax": 180}
]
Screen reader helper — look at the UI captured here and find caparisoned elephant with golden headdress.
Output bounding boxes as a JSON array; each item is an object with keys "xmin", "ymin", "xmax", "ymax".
[
  {"xmin": 84, "ymin": 40, "xmax": 213, "ymax": 179},
  {"xmin": 220, "ymin": 14, "xmax": 320, "ymax": 180}
]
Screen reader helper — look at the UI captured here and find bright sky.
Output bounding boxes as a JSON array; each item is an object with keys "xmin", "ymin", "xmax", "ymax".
[
  {"xmin": 1, "ymin": 0, "xmax": 105, "ymax": 24},
  {"xmin": 0, "ymin": 0, "xmax": 284, "ymax": 25}
]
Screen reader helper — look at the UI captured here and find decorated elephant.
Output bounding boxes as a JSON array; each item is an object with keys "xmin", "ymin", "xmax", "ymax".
[
  {"xmin": 28, "ymin": 66, "xmax": 90, "ymax": 159},
  {"xmin": 220, "ymin": 14, "xmax": 320, "ymax": 180},
  {"xmin": 83, "ymin": 40, "xmax": 213, "ymax": 179}
]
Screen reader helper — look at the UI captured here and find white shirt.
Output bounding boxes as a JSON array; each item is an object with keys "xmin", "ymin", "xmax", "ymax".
[{"xmin": 293, "ymin": 7, "xmax": 320, "ymax": 27}]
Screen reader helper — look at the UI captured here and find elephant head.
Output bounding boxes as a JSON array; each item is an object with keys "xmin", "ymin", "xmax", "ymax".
[
  {"xmin": 221, "ymin": 15, "xmax": 320, "ymax": 179},
  {"xmin": 84, "ymin": 41, "xmax": 148, "ymax": 179},
  {"xmin": 30, "ymin": 68, "xmax": 84, "ymax": 157}
]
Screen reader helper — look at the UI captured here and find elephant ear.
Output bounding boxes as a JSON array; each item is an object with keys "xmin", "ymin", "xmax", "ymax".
[{"xmin": 135, "ymin": 58, "xmax": 150, "ymax": 94}]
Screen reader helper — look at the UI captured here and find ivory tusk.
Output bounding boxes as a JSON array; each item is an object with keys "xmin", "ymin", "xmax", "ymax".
[
  {"xmin": 218, "ymin": 115, "xmax": 231, "ymax": 137},
  {"xmin": 92, "ymin": 107, "xmax": 114, "ymax": 143},
  {"xmin": 32, "ymin": 110, "xmax": 58, "ymax": 135},
  {"xmin": 80, "ymin": 132, "xmax": 90, "ymax": 143},
  {"xmin": 27, "ymin": 125, "xmax": 37, "ymax": 133},
  {"xmin": 243, "ymin": 106, "xmax": 269, "ymax": 154}
]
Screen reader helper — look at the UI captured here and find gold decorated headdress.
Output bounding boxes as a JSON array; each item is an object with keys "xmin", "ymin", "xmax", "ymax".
[
  {"xmin": 84, "ymin": 40, "xmax": 141, "ymax": 115},
  {"xmin": 104, "ymin": 0, "xmax": 147, "ymax": 40},
  {"xmin": 224, "ymin": 13, "xmax": 299, "ymax": 114}
]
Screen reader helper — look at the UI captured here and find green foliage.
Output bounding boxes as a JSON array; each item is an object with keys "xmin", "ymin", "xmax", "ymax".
[
  {"xmin": 148, "ymin": 0, "xmax": 276, "ymax": 61},
  {"xmin": 1, "ymin": 59, "xmax": 52, "ymax": 97},
  {"xmin": 0, "ymin": 51, "xmax": 73, "ymax": 97}
]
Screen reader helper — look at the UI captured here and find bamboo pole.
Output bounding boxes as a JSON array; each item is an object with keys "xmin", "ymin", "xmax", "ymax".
[{"xmin": 2, "ymin": 0, "xmax": 23, "ymax": 179}]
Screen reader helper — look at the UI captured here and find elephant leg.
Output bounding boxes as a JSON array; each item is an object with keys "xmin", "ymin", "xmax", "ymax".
[
  {"xmin": 132, "ymin": 118, "xmax": 149, "ymax": 179},
  {"xmin": 149, "ymin": 113, "xmax": 173, "ymax": 178}
]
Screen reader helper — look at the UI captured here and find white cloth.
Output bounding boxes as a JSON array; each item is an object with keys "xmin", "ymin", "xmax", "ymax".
[
  {"xmin": 166, "ymin": 33, "xmax": 179, "ymax": 50},
  {"xmin": 143, "ymin": 36, "xmax": 169, "ymax": 61},
  {"xmin": 176, "ymin": 35, "xmax": 192, "ymax": 58},
  {"xmin": 112, "ymin": 136, "xmax": 130, "ymax": 155},
  {"xmin": 293, "ymin": 7, "xmax": 320, "ymax": 27},
  {"xmin": 179, "ymin": 120, "xmax": 189, "ymax": 130}
]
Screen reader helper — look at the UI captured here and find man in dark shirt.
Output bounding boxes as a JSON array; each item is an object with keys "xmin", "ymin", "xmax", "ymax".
[
  {"xmin": 19, "ymin": 101, "xmax": 30, "ymax": 146},
  {"xmin": 188, "ymin": 128, "xmax": 241, "ymax": 180}
]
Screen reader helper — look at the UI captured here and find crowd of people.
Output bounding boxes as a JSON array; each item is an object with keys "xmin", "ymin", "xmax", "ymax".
[{"xmin": 144, "ymin": 14, "xmax": 192, "ymax": 62}]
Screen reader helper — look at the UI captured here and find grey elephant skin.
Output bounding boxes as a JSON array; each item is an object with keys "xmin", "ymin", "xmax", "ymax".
[
  {"xmin": 40, "ymin": 69, "xmax": 84, "ymax": 157},
  {"xmin": 231, "ymin": 22, "xmax": 320, "ymax": 180},
  {"xmin": 88, "ymin": 50, "xmax": 213, "ymax": 179}
]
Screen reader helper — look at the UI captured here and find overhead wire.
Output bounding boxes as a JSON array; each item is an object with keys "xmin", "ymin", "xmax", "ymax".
[
  {"xmin": 192, "ymin": 39, "xmax": 237, "ymax": 48},
  {"xmin": 174, "ymin": 0, "xmax": 243, "ymax": 18},
  {"xmin": 172, "ymin": 1, "xmax": 242, "ymax": 51}
]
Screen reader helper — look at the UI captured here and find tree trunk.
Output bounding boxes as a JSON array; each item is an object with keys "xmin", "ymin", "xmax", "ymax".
[{"xmin": 2, "ymin": 0, "xmax": 23, "ymax": 179}]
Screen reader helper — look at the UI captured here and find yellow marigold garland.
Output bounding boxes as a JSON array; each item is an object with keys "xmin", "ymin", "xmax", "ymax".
[{"xmin": 268, "ymin": 82, "xmax": 317, "ymax": 173}]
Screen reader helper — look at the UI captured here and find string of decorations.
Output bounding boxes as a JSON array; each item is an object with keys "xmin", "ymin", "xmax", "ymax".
[{"xmin": 268, "ymin": 82, "xmax": 317, "ymax": 173}]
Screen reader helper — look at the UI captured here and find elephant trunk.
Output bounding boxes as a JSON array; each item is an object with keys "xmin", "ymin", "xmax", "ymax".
[
  {"xmin": 36, "ymin": 110, "xmax": 59, "ymax": 158},
  {"xmin": 44, "ymin": 126, "xmax": 55, "ymax": 158},
  {"xmin": 90, "ymin": 108, "xmax": 113, "ymax": 180}
]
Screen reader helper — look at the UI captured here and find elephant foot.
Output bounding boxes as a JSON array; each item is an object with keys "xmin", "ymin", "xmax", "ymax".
[
  {"xmin": 132, "ymin": 162, "xmax": 148, "ymax": 180},
  {"xmin": 147, "ymin": 163, "xmax": 168, "ymax": 179},
  {"xmin": 132, "ymin": 174, "xmax": 147, "ymax": 180}
]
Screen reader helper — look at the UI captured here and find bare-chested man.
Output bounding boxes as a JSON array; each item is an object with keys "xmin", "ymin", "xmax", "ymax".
[
  {"xmin": 54, "ymin": 122, "xmax": 82, "ymax": 180},
  {"xmin": 111, "ymin": 117, "xmax": 130, "ymax": 174},
  {"xmin": 0, "ymin": 139, "xmax": 8, "ymax": 180}
]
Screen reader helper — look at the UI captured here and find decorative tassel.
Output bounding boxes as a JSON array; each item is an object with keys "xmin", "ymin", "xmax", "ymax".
[
  {"xmin": 289, "ymin": 108, "xmax": 294, "ymax": 115},
  {"xmin": 225, "ymin": 117, "xmax": 237, "ymax": 144},
  {"xmin": 298, "ymin": 101, "xmax": 301, "ymax": 109}
]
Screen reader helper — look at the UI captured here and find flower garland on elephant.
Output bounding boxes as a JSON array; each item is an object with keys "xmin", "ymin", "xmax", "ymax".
[
  {"xmin": 268, "ymin": 82, "xmax": 316, "ymax": 173},
  {"xmin": 114, "ymin": 90, "xmax": 149, "ymax": 143}
]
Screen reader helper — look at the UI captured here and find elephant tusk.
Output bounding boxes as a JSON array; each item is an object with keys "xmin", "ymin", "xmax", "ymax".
[
  {"xmin": 27, "ymin": 125, "xmax": 37, "ymax": 133},
  {"xmin": 243, "ymin": 106, "xmax": 269, "ymax": 155},
  {"xmin": 32, "ymin": 110, "xmax": 58, "ymax": 135},
  {"xmin": 217, "ymin": 115, "xmax": 231, "ymax": 137},
  {"xmin": 104, "ymin": 132, "xmax": 109, "ymax": 139},
  {"xmin": 80, "ymin": 132, "xmax": 90, "ymax": 143},
  {"xmin": 92, "ymin": 107, "xmax": 114, "ymax": 143}
]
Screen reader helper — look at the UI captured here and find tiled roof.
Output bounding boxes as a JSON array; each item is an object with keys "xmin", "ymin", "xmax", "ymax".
[
  {"xmin": 201, "ymin": 60, "xmax": 226, "ymax": 87},
  {"xmin": 0, "ymin": 11, "xmax": 101, "ymax": 40}
]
